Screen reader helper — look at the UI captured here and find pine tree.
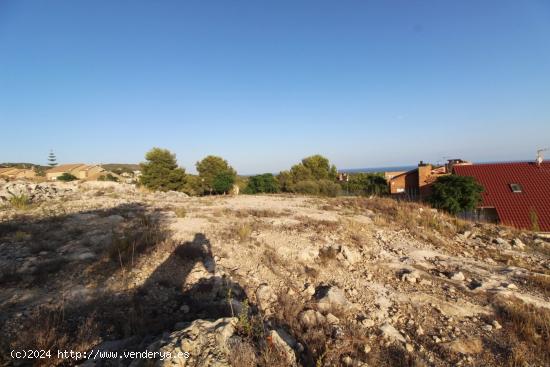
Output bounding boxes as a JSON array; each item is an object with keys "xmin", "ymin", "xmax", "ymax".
[{"xmin": 48, "ymin": 150, "xmax": 57, "ymax": 167}]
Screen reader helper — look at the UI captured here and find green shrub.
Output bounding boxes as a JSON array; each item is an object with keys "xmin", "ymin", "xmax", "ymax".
[
  {"xmin": 244, "ymin": 173, "xmax": 280, "ymax": 194},
  {"xmin": 429, "ymin": 175, "xmax": 484, "ymax": 215},
  {"xmin": 98, "ymin": 173, "xmax": 119, "ymax": 182},
  {"xmin": 292, "ymin": 180, "xmax": 320, "ymax": 195},
  {"xmin": 57, "ymin": 173, "xmax": 78, "ymax": 182},
  {"xmin": 318, "ymin": 179, "xmax": 340, "ymax": 197},
  {"xmin": 344, "ymin": 173, "xmax": 388, "ymax": 196}
]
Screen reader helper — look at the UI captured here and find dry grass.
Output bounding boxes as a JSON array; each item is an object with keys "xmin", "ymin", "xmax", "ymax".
[
  {"xmin": 284, "ymin": 216, "xmax": 341, "ymax": 234},
  {"xmin": 173, "ymin": 207, "xmax": 187, "ymax": 218},
  {"xmin": 9, "ymin": 194, "xmax": 31, "ymax": 210},
  {"xmin": 229, "ymin": 208, "xmax": 282, "ymax": 218},
  {"xmin": 526, "ymin": 273, "xmax": 550, "ymax": 298},
  {"xmin": 219, "ymin": 221, "xmax": 262, "ymax": 243},
  {"xmin": 108, "ymin": 213, "xmax": 169, "ymax": 269},
  {"xmin": 492, "ymin": 296, "xmax": 550, "ymax": 366},
  {"xmin": 8, "ymin": 306, "xmax": 100, "ymax": 366}
]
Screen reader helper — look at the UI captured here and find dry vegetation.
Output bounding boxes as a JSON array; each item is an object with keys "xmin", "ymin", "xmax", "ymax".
[{"xmin": 1, "ymin": 187, "xmax": 549, "ymax": 367}]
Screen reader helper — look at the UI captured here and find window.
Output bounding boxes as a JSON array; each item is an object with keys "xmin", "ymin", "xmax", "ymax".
[{"xmin": 510, "ymin": 183, "xmax": 522, "ymax": 193}]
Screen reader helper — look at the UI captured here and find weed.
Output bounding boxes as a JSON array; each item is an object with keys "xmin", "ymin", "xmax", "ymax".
[{"xmin": 9, "ymin": 194, "xmax": 31, "ymax": 210}]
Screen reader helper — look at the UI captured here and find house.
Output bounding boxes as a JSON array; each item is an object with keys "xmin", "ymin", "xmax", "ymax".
[
  {"xmin": 453, "ymin": 161, "xmax": 550, "ymax": 231},
  {"xmin": 45, "ymin": 164, "xmax": 105, "ymax": 181},
  {"xmin": 0, "ymin": 167, "xmax": 37, "ymax": 179},
  {"xmin": 389, "ymin": 159, "xmax": 471, "ymax": 200},
  {"xmin": 384, "ymin": 171, "xmax": 406, "ymax": 182}
]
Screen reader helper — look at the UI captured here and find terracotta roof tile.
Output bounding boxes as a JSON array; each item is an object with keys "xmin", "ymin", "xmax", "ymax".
[{"xmin": 454, "ymin": 162, "xmax": 550, "ymax": 231}]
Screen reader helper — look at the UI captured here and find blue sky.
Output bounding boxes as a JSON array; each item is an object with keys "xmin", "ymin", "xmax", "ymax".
[{"xmin": 0, "ymin": 1, "xmax": 549, "ymax": 174}]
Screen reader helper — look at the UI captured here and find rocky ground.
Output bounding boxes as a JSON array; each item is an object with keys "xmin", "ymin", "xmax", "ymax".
[{"xmin": 0, "ymin": 180, "xmax": 549, "ymax": 366}]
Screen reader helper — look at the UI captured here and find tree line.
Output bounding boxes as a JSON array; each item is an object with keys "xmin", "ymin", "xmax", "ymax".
[
  {"xmin": 138, "ymin": 148, "xmax": 388, "ymax": 198},
  {"xmin": 138, "ymin": 147, "xmax": 484, "ymax": 215}
]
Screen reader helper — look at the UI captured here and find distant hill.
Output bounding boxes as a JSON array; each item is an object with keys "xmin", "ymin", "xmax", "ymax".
[{"xmin": 0, "ymin": 162, "xmax": 49, "ymax": 170}]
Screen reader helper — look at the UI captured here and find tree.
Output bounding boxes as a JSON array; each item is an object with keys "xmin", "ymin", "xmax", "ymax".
[
  {"xmin": 245, "ymin": 173, "xmax": 280, "ymax": 194},
  {"xmin": 47, "ymin": 150, "xmax": 57, "ymax": 167},
  {"xmin": 182, "ymin": 175, "xmax": 203, "ymax": 196},
  {"xmin": 196, "ymin": 155, "xmax": 236, "ymax": 195},
  {"xmin": 429, "ymin": 175, "xmax": 484, "ymax": 215},
  {"xmin": 139, "ymin": 148, "xmax": 186, "ymax": 192},
  {"xmin": 277, "ymin": 171, "xmax": 293, "ymax": 192},
  {"xmin": 345, "ymin": 173, "xmax": 388, "ymax": 196},
  {"xmin": 301, "ymin": 155, "xmax": 337, "ymax": 180},
  {"xmin": 212, "ymin": 171, "xmax": 236, "ymax": 194}
]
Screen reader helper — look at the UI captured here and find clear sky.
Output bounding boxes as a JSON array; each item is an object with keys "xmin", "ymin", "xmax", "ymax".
[{"xmin": 0, "ymin": 1, "xmax": 549, "ymax": 174}]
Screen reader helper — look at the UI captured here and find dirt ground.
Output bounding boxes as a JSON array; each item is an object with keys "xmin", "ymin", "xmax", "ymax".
[{"xmin": 1, "ymin": 185, "xmax": 549, "ymax": 366}]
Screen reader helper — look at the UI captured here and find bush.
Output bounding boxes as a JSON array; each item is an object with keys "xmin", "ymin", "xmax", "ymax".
[
  {"xmin": 9, "ymin": 195, "xmax": 30, "ymax": 209},
  {"xmin": 139, "ymin": 148, "xmax": 186, "ymax": 192},
  {"xmin": 182, "ymin": 175, "xmax": 203, "ymax": 196},
  {"xmin": 57, "ymin": 173, "xmax": 78, "ymax": 182},
  {"xmin": 292, "ymin": 180, "xmax": 320, "ymax": 195},
  {"xmin": 429, "ymin": 175, "xmax": 484, "ymax": 214},
  {"xmin": 98, "ymin": 173, "xmax": 119, "ymax": 182},
  {"xmin": 318, "ymin": 179, "xmax": 340, "ymax": 197},
  {"xmin": 244, "ymin": 173, "xmax": 280, "ymax": 194},
  {"xmin": 344, "ymin": 173, "xmax": 388, "ymax": 196}
]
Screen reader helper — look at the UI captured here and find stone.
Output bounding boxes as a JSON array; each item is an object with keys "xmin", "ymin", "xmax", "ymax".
[
  {"xmin": 492, "ymin": 320, "xmax": 502, "ymax": 330},
  {"xmin": 316, "ymin": 286, "xmax": 353, "ymax": 314},
  {"xmin": 379, "ymin": 322, "xmax": 406, "ymax": 343},
  {"xmin": 342, "ymin": 356, "xmax": 353, "ymax": 366},
  {"xmin": 442, "ymin": 337, "xmax": 483, "ymax": 355},
  {"xmin": 129, "ymin": 317, "xmax": 236, "ymax": 367},
  {"xmin": 401, "ymin": 270, "xmax": 419, "ymax": 283},
  {"xmin": 326, "ymin": 313, "xmax": 340, "ymax": 325},
  {"xmin": 298, "ymin": 310, "xmax": 326, "ymax": 329},
  {"xmin": 361, "ymin": 318, "xmax": 375, "ymax": 328},
  {"xmin": 512, "ymin": 238, "xmax": 526, "ymax": 250},
  {"xmin": 405, "ymin": 343, "xmax": 414, "ymax": 352},
  {"xmin": 256, "ymin": 284, "xmax": 277, "ymax": 313},
  {"xmin": 340, "ymin": 245, "xmax": 361, "ymax": 265},
  {"xmin": 450, "ymin": 271, "xmax": 465, "ymax": 281},
  {"xmin": 481, "ymin": 324, "xmax": 493, "ymax": 332},
  {"xmin": 269, "ymin": 329, "xmax": 297, "ymax": 366}
]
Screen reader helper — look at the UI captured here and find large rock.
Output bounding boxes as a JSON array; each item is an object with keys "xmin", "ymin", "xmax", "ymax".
[
  {"xmin": 315, "ymin": 286, "xmax": 354, "ymax": 315},
  {"xmin": 256, "ymin": 284, "xmax": 277, "ymax": 313},
  {"xmin": 130, "ymin": 317, "xmax": 237, "ymax": 367},
  {"xmin": 0, "ymin": 180, "xmax": 78, "ymax": 204},
  {"xmin": 269, "ymin": 329, "xmax": 298, "ymax": 366}
]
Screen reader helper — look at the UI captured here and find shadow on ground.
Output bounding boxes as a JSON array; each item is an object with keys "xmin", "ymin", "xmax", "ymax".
[{"xmin": 0, "ymin": 203, "xmax": 248, "ymax": 366}]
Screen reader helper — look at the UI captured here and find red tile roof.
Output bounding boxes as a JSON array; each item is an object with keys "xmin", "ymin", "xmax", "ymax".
[{"xmin": 454, "ymin": 162, "xmax": 550, "ymax": 231}]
